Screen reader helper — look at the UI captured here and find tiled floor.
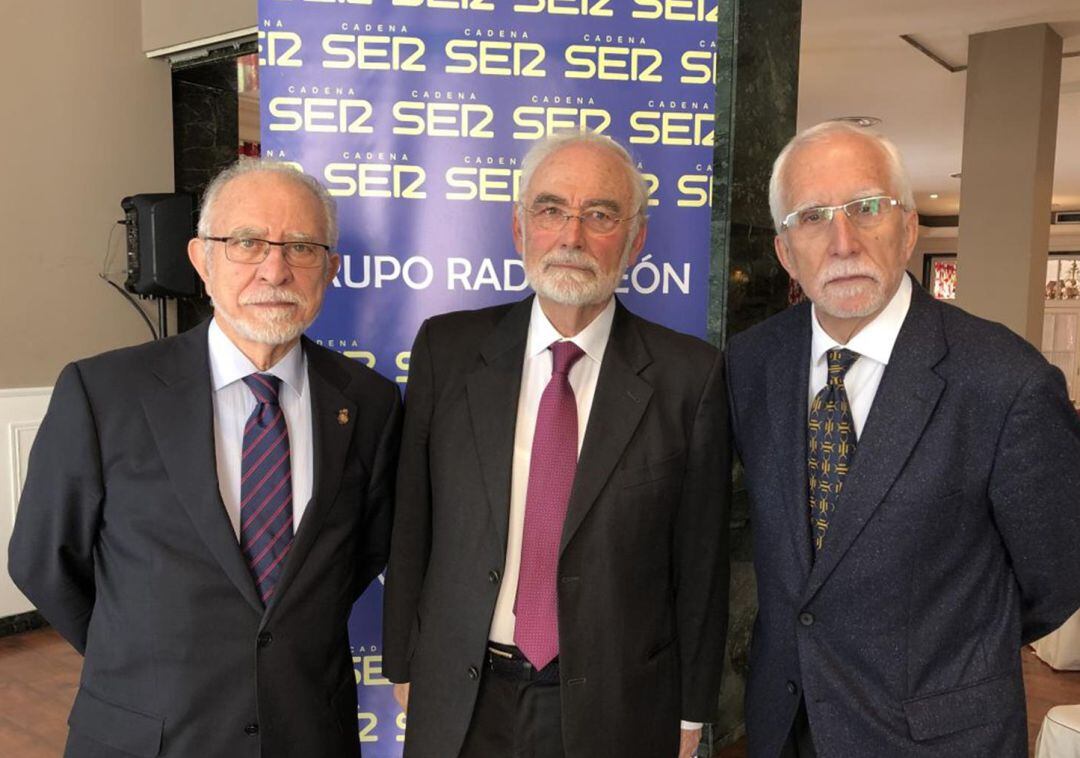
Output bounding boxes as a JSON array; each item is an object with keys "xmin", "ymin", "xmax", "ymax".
[{"xmin": 0, "ymin": 629, "xmax": 1077, "ymax": 757}]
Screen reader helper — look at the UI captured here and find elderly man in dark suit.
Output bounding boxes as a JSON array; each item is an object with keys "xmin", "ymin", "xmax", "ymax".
[
  {"xmin": 382, "ymin": 131, "xmax": 730, "ymax": 758},
  {"xmin": 726, "ymin": 120, "xmax": 1080, "ymax": 757},
  {"xmin": 9, "ymin": 160, "xmax": 401, "ymax": 757}
]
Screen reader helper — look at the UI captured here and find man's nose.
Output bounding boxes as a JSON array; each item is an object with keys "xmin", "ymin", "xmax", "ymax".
[
  {"xmin": 825, "ymin": 211, "xmax": 860, "ymax": 256},
  {"xmin": 557, "ymin": 214, "xmax": 587, "ymax": 247},
  {"xmin": 255, "ymin": 245, "xmax": 293, "ymax": 284}
]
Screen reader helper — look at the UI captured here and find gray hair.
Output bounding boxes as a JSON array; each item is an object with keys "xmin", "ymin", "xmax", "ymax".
[
  {"xmin": 768, "ymin": 121, "xmax": 915, "ymax": 232},
  {"xmin": 517, "ymin": 131, "xmax": 649, "ymax": 236},
  {"xmin": 197, "ymin": 158, "xmax": 339, "ymax": 248}
]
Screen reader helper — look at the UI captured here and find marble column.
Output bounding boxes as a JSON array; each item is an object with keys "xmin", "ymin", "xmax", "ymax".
[
  {"xmin": 172, "ymin": 57, "xmax": 242, "ymax": 332},
  {"xmin": 709, "ymin": 0, "xmax": 802, "ymax": 750}
]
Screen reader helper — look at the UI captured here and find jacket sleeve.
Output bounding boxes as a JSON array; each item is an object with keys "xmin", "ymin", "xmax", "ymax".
[
  {"xmin": 988, "ymin": 359, "xmax": 1080, "ymax": 644},
  {"xmin": 8, "ymin": 363, "xmax": 104, "ymax": 655},
  {"xmin": 382, "ymin": 320, "xmax": 436, "ymax": 682},
  {"xmin": 674, "ymin": 349, "xmax": 732, "ymax": 720},
  {"xmin": 354, "ymin": 381, "xmax": 403, "ymax": 598}
]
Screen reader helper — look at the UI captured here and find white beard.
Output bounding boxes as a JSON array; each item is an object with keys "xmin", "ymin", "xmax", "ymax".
[
  {"xmin": 206, "ymin": 251, "xmax": 319, "ymax": 346},
  {"xmin": 810, "ymin": 262, "xmax": 888, "ymax": 320},
  {"xmin": 213, "ymin": 302, "xmax": 309, "ymax": 345},
  {"xmin": 523, "ymin": 233, "xmax": 633, "ymax": 307}
]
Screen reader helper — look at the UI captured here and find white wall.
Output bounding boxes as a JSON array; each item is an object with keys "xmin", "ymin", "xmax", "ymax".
[{"xmin": 0, "ymin": 2, "xmax": 175, "ymax": 390}]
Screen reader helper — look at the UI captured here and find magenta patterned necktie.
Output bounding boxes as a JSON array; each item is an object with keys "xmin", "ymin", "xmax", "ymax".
[
  {"xmin": 240, "ymin": 374, "xmax": 294, "ymax": 605},
  {"xmin": 514, "ymin": 341, "xmax": 586, "ymax": 669}
]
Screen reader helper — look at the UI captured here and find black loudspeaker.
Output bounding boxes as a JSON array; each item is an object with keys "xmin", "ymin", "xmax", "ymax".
[{"xmin": 121, "ymin": 193, "xmax": 199, "ymax": 298}]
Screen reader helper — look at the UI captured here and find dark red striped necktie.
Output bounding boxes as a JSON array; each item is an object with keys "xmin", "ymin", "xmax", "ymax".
[{"xmin": 240, "ymin": 374, "xmax": 294, "ymax": 605}]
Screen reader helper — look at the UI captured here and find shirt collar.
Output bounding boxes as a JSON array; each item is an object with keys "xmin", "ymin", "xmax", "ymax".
[
  {"xmin": 207, "ymin": 318, "xmax": 307, "ymax": 398},
  {"xmin": 526, "ymin": 296, "xmax": 616, "ymax": 365},
  {"xmin": 810, "ymin": 274, "xmax": 912, "ymax": 368}
]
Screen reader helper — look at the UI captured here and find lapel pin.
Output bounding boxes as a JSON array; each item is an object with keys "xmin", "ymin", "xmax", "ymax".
[{"xmin": 337, "ymin": 408, "xmax": 350, "ymax": 425}]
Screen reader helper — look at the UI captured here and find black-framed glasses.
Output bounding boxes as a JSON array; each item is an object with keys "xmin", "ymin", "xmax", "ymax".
[
  {"xmin": 203, "ymin": 236, "xmax": 331, "ymax": 268},
  {"xmin": 780, "ymin": 195, "xmax": 903, "ymax": 233},
  {"xmin": 523, "ymin": 204, "xmax": 637, "ymax": 235}
]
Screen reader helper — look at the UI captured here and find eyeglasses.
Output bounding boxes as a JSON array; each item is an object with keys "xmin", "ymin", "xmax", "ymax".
[
  {"xmin": 523, "ymin": 204, "xmax": 637, "ymax": 236},
  {"xmin": 779, "ymin": 195, "xmax": 903, "ymax": 233},
  {"xmin": 203, "ymin": 236, "xmax": 331, "ymax": 268}
]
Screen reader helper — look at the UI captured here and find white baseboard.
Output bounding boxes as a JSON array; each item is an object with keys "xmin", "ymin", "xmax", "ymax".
[{"xmin": 0, "ymin": 387, "xmax": 52, "ymax": 617}]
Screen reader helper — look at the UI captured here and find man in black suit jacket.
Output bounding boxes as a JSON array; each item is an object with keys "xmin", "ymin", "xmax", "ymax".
[
  {"xmin": 383, "ymin": 132, "xmax": 730, "ymax": 758},
  {"xmin": 727, "ymin": 121, "xmax": 1080, "ymax": 757},
  {"xmin": 9, "ymin": 161, "xmax": 401, "ymax": 757}
]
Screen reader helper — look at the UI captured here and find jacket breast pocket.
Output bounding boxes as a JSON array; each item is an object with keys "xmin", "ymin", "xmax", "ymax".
[
  {"xmin": 901, "ymin": 671, "xmax": 1023, "ymax": 742},
  {"xmin": 68, "ymin": 686, "xmax": 163, "ymax": 757},
  {"xmin": 620, "ymin": 451, "xmax": 686, "ymax": 491}
]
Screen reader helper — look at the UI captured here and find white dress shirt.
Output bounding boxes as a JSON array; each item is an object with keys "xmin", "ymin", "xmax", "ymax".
[
  {"xmin": 208, "ymin": 319, "xmax": 314, "ymax": 540},
  {"xmin": 489, "ymin": 297, "xmax": 615, "ymax": 644},
  {"xmin": 808, "ymin": 275, "xmax": 913, "ymax": 436}
]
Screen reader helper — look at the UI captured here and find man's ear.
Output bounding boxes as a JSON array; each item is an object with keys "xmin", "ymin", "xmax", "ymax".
[
  {"xmin": 901, "ymin": 209, "xmax": 918, "ymax": 264},
  {"xmin": 774, "ymin": 234, "xmax": 799, "ymax": 282},
  {"xmin": 511, "ymin": 205, "xmax": 525, "ymax": 256},
  {"xmin": 188, "ymin": 238, "xmax": 211, "ymax": 292},
  {"xmin": 625, "ymin": 218, "xmax": 648, "ymax": 269},
  {"xmin": 324, "ymin": 253, "xmax": 341, "ymax": 285}
]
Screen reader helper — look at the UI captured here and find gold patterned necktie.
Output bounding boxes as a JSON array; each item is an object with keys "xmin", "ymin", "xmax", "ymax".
[{"xmin": 808, "ymin": 348, "xmax": 860, "ymax": 552}]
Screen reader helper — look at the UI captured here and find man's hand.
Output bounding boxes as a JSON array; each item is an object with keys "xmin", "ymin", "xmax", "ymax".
[
  {"xmin": 393, "ymin": 682, "xmax": 410, "ymax": 713},
  {"xmin": 679, "ymin": 727, "xmax": 702, "ymax": 758}
]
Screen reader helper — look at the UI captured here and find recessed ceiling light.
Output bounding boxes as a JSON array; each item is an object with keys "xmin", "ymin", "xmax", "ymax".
[
  {"xmin": 929, "ymin": 193, "xmax": 939, "ymax": 199},
  {"xmin": 833, "ymin": 116, "xmax": 882, "ymax": 127},
  {"xmin": 949, "ymin": 172, "xmax": 962, "ymax": 179}
]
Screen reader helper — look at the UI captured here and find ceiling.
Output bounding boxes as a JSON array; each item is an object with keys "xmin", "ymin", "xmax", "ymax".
[{"xmin": 796, "ymin": 0, "xmax": 1080, "ymax": 217}]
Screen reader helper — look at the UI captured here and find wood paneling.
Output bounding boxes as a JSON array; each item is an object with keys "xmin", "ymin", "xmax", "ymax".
[{"xmin": 0, "ymin": 388, "xmax": 51, "ymax": 618}]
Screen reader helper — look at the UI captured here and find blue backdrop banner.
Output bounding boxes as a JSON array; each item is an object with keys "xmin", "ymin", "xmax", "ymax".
[{"xmin": 258, "ymin": 0, "xmax": 717, "ymax": 753}]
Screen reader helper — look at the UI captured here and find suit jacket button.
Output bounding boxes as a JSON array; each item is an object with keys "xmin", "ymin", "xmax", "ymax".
[
  {"xmin": 488, "ymin": 569, "xmax": 501, "ymax": 584},
  {"xmin": 244, "ymin": 723, "xmax": 260, "ymax": 735},
  {"xmin": 467, "ymin": 665, "xmax": 480, "ymax": 681},
  {"xmin": 799, "ymin": 612, "xmax": 815, "ymax": 627},
  {"xmin": 257, "ymin": 632, "xmax": 273, "ymax": 647},
  {"xmin": 786, "ymin": 681, "xmax": 798, "ymax": 695}
]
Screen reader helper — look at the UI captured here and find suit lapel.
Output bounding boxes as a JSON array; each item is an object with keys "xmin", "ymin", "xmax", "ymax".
[
  {"xmin": 141, "ymin": 322, "xmax": 264, "ymax": 614},
  {"xmin": 560, "ymin": 303, "xmax": 653, "ymax": 554},
  {"xmin": 466, "ymin": 298, "xmax": 532, "ymax": 553},
  {"xmin": 765, "ymin": 305, "xmax": 815, "ymax": 583},
  {"xmin": 268, "ymin": 340, "xmax": 357, "ymax": 616},
  {"xmin": 803, "ymin": 284, "xmax": 947, "ymax": 602}
]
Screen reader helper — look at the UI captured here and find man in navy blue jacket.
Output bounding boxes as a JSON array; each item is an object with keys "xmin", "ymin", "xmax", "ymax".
[{"xmin": 727, "ymin": 121, "xmax": 1080, "ymax": 757}]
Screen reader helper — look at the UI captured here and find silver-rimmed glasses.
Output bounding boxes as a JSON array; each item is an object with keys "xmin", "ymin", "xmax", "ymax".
[
  {"xmin": 523, "ymin": 204, "xmax": 637, "ymax": 236},
  {"xmin": 203, "ymin": 236, "xmax": 331, "ymax": 268},
  {"xmin": 780, "ymin": 195, "xmax": 903, "ymax": 234}
]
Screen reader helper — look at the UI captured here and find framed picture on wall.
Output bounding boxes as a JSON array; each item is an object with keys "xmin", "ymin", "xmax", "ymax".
[
  {"xmin": 1045, "ymin": 253, "xmax": 1080, "ymax": 300},
  {"xmin": 924, "ymin": 252, "xmax": 1080, "ymax": 302},
  {"xmin": 923, "ymin": 254, "xmax": 957, "ymax": 300}
]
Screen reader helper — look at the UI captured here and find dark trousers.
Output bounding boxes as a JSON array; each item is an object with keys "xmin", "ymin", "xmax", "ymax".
[
  {"xmin": 459, "ymin": 645, "xmax": 564, "ymax": 758},
  {"xmin": 779, "ymin": 700, "xmax": 817, "ymax": 758}
]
